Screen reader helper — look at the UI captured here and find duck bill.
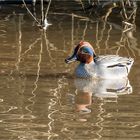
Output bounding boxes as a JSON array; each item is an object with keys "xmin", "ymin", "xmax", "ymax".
[{"xmin": 65, "ymin": 55, "xmax": 77, "ymax": 63}]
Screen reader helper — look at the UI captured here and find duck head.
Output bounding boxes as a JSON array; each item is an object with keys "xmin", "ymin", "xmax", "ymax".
[{"xmin": 65, "ymin": 41, "xmax": 96, "ymax": 64}]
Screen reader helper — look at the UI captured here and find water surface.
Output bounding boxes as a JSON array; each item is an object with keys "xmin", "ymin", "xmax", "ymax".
[{"xmin": 0, "ymin": 3, "xmax": 140, "ymax": 140}]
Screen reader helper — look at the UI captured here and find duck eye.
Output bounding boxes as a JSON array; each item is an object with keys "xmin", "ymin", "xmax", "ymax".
[
  {"xmin": 80, "ymin": 48, "xmax": 88, "ymax": 54},
  {"xmin": 83, "ymin": 50, "xmax": 88, "ymax": 53}
]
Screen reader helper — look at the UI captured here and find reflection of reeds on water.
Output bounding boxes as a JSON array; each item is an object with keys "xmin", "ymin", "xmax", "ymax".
[
  {"xmin": 3, "ymin": 23, "xmax": 64, "ymax": 139},
  {"xmin": 96, "ymin": 4, "xmax": 137, "ymax": 55},
  {"xmin": 69, "ymin": 1, "xmax": 138, "ymax": 56},
  {"xmin": 19, "ymin": 29, "xmax": 67, "ymax": 138}
]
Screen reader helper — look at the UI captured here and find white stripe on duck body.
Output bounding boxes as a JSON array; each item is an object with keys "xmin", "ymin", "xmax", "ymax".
[{"xmin": 65, "ymin": 41, "xmax": 134, "ymax": 79}]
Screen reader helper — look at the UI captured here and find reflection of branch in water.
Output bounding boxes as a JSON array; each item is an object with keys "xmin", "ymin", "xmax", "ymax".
[
  {"xmin": 71, "ymin": 13, "xmax": 74, "ymax": 49},
  {"xmin": 113, "ymin": 30, "xmax": 133, "ymax": 57},
  {"xmin": 48, "ymin": 109, "xmax": 59, "ymax": 140},
  {"xmin": 122, "ymin": 8, "xmax": 140, "ymax": 56},
  {"xmin": 47, "ymin": 94, "xmax": 59, "ymax": 139},
  {"xmin": 2, "ymin": 15, "xmax": 28, "ymax": 122},
  {"xmin": 121, "ymin": 1, "xmax": 137, "ymax": 22},
  {"xmin": 82, "ymin": 20, "xmax": 88, "ymax": 41},
  {"xmin": 44, "ymin": 32, "xmax": 56, "ymax": 68},
  {"xmin": 15, "ymin": 14, "xmax": 23, "ymax": 71},
  {"xmin": 119, "ymin": 1, "xmax": 137, "ymax": 55},
  {"xmin": 114, "ymin": 22, "xmax": 137, "ymax": 56},
  {"xmin": 71, "ymin": 14, "xmax": 89, "ymax": 52},
  {"xmin": 41, "ymin": 0, "xmax": 44, "ymax": 25},
  {"xmin": 126, "ymin": 30, "xmax": 139, "ymax": 55},
  {"xmin": 126, "ymin": 33, "xmax": 136, "ymax": 57},
  {"xmin": 75, "ymin": 20, "xmax": 80, "ymax": 42},
  {"xmin": 47, "ymin": 77, "xmax": 66, "ymax": 139},
  {"xmin": 45, "ymin": 0, "xmax": 52, "ymax": 20},
  {"xmin": 7, "ymin": 14, "xmax": 27, "ymax": 97},
  {"xmin": 104, "ymin": 3, "xmax": 117, "ymax": 22},
  {"xmin": 96, "ymin": 19, "xmax": 137, "ymax": 56},
  {"xmin": 21, "ymin": 37, "xmax": 41, "ymax": 56},
  {"xmin": 105, "ymin": 24, "xmax": 112, "ymax": 54},
  {"xmin": 58, "ymin": 22, "xmax": 66, "ymax": 51},
  {"xmin": 95, "ymin": 21, "xmax": 100, "ymax": 51},
  {"xmin": 25, "ymin": 32, "xmax": 43, "ymax": 114},
  {"xmin": 99, "ymin": 21, "xmax": 106, "ymax": 46},
  {"xmin": 32, "ymin": 35, "xmax": 42, "ymax": 93},
  {"xmin": 4, "ymin": 14, "xmax": 11, "ymax": 21},
  {"xmin": 22, "ymin": 0, "xmax": 40, "ymax": 25},
  {"xmin": 50, "ymin": 12, "xmax": 90, "ymax": 21},
  {"xmin": 95, "ymin": 21, "xmax": 117, "ymax": 55},
  {"xmin": 79, "ymin": 0, "xmax": 86, "ymax": 12},
  {"xmin": 121, "ymin": 0, "xmax": 128, "ymax": 19},
  {"xmin": 95, "ymin": 20, "xmax": 107, "ymax": 54},
  {"xmin": 93, "ymin": 1, "xmax": 138, "ymax": 56},
  {"xmin": 95, "ymin": 102, "xmax": 104, "ymax": 139}
]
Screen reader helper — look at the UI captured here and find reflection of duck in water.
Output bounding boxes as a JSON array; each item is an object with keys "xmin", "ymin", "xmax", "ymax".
[
  {"xmin": 65, "ymin": 41, "xmax": 134, "ymax": 79},
  {"xmin": 75, "ymin": 78, "xmax": 132, "ymax": 98},
  {"xmin": 75, "ymin": 91, "xmax": 92, "ymax": 115},
  {"xmin": 74, "ymin": 78, "xmax": 132, "ymax": 114}
]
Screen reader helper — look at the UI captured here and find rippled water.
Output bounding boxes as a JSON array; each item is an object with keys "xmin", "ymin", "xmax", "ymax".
[{"xmin": 0, "ymin": 3, "xmax": 140, "ymax": 140}]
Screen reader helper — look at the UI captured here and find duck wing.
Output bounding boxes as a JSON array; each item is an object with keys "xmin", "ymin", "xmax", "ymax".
[{"xmin": 95, "ymin": 55, "xmax": 134, "ymax": 68}]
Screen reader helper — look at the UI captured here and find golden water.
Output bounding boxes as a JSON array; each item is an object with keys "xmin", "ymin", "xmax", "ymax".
[{"xmin": 0, "ymin": 4, "xmax": 140, "ymax": 140}]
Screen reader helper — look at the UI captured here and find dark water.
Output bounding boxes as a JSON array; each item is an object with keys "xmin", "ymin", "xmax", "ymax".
[{"xmin": 0, "ymin": 3, "xmax": 140, "ymax": 140}]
